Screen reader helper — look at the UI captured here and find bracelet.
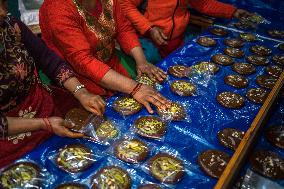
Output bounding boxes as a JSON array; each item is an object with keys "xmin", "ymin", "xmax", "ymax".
[
  {"xmin": 43, "ymin": 118, "xmax": 53, "ymax": 133},
  {"xmin": 130, "ymin": 83, "xmax": 143, "ymax": 96},
  {"xmin": 73, "ymin": 84, "xmax": 85, "ymax": 95}
]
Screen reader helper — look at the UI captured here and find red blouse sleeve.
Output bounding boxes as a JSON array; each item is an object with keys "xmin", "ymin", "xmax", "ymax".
[
  {"xmin": 119, "ymin": 0, "xmax": 153, "ymax": 35},
  {"xmin": 41, "ymin": 1, "xmax": 111, "ymax": 84},
  {"xmin": 189, "ymin": 0, "xmax": 237, "ymax": 19},
  {"xmin": 114, "ymin": 0, "xmax": 141, "ymax": 55}
]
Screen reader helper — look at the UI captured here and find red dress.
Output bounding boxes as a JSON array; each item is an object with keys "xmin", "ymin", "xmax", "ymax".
[{"xmin": 39, "ymin": 0, "xmax": 141, "ymax": 96}]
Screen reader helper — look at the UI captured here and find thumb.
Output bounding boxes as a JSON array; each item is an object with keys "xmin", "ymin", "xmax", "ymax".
[
  {"xmin": 137, "ymin": 69, "xmax": 142, "ymax": 77},
  {"xmin": 160, "ymin": 31, "xmax": 168, "ymax": 40},
  {"xmin": 64, "ymin": 128, "xmax": 84, "ymax": 138}
]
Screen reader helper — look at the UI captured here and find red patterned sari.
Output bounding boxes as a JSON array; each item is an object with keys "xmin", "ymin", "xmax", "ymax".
[{"xmin": 0, "ymin": 17, "xmax": 78, "ymax": 168}]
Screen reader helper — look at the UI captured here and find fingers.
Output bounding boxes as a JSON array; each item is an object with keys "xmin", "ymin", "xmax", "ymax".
[
  {"xmin": 149, "ymin": 95, "xmax": 164, "ymax": 110},
  {"xmin": 90, "ymin": 107, "xmax": 101, "ymax": 116},
  {"xmin": 152, "ymin": 92, "xmax": 170, "ymax": 108},
  {"xmin": 145, "ymin": 65, "xmax": 166, "ymax": 83},
  {"xmin": 142, "ymin": 101, "xmax": 154, "ymax": 114},
  {"xmin": 63, "ymin": 120, "xmax": 75, "ymax": 129},
  {"xmin": 62, "ymin": 127, "xmax": 84, "ymax": 138},
  {"xmin": 144, "ymin": 87, "xmax": 170, "ymax": 110},
  {"xmin": 147, "ymin": 71, "xmax": 157, "ymax": 83},
  {"xmin": 97, "ymin": 97, "xmax": 106, "ymax": 113},
  {"xmin": 137, "ymin": 69, "xmax": 142, "ymax": 78},
  {"xmin": 150, "ymin": 27, "xmax": 168, "ymax": 46},
  {"xmin": 157, "ymin": 28, "xmax": 168, "ymax": 45},
  {"xmin": 154, "ymin": 68, "xmax": 167, "ymax": 82},
  {"xmin": 88, "ymin": 97, "xmax": 105, "ymax": 116},
  {"xmin": 152, "ymin": 69, "xmax": 164, "ymax": 82},
  {"xmin": 156, "ymin": 32, "xmax": 168, "ymax": 45},
  {"xmin": 160, "ymin": 31, "xmax": 168, "ymax": 40},
  {"xmin": 152, "ymin": 31, "xmax": 167, "ymax": 45}
]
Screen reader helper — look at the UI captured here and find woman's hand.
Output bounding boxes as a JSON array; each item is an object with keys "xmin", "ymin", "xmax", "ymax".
[
  {"xmin": 46, "ymin": 117, "xmax": 84, "ymax": 138},
  {"xmin": 233, "ymin": 9, "xmax": 252, "ymax": 19},
  {"xmin": 149, "ymin": 26, "xmax": 168, "ymax": 46},
  {"xmin": 62, "ymin": 78, "xmax": 105, "ymax": 115},
  {"xmin": 137, "ymin": 62, "xmax": 167, "ymax": 83},
  {"xmin": 75, "ymin": 89, "xmax": 106, "ymax": 116},
  {"xmin": 133, "ymin": 84, "xmax": 170, "ymax": 114}
]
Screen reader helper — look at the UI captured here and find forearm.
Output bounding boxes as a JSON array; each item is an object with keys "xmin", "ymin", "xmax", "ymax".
[
  {"xmin": 100, "ymin": 69, "xmax": 137, "ymax": 94},
  {"xmin": 130, "ymin": 46, "xmax": 148, "ymax": 66},
  {"xmin": 7, "ymin": 117, "xmax": 45, "ymax": 136}
]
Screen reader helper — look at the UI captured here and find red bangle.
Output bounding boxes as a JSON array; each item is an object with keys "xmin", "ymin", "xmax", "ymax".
[
  {"xmin": 130, "ymin": 83, "xmax": 143, "ymax": 96},
  {"xmin": 43, "ymin": 118, "xmax": 53, "ymax": 133}
]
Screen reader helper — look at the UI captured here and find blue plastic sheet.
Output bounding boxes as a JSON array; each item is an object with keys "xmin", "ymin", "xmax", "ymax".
[
  {"xmin": 218, "ymin": 0, "xmax": 284, "ymax": 40},
  {"xmin": 239, "ymin": 98, "xmax": 284, "ymax": 187},
  {"xmin": 2, "ymin": 1, "xmax": 284, "ymax": 189},
  {"xmin": 11, "ymin": 31, "xmax": 282, "ymax": 188}
]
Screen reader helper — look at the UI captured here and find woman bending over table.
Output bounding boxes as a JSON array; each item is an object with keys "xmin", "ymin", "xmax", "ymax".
[
  {"xmin": 39, "ymin": 0, "xmax": 170, "ymax": 114},
  {"xmin": 0, "ymin": 0, "xmax": 105, "ymax": 168}
]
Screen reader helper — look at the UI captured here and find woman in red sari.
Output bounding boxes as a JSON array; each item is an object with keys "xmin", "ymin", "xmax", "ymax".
[
  {"xmin": 39, "ymin": 0, "xmax": 170, "ymax": 114},
  {"xmin": 0, "ymin": 0, "xmax": 105, "ymax": 168}
]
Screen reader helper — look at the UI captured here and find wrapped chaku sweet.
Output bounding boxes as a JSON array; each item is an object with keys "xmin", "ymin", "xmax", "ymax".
[
  {"xmin": 114, "ymin": 138, "xmax": 149, "ymax": 164},
  {"xmin": 148, "ymin": 153, "xmax": 185, "ymax": 184},
  {"xmin": 196, "ymin": 36, "xmax": 217, "ymax": 47},
  {"xmin": 134, "ymin": 116, "xmax": 167, "ymax": 140},
  {"xmin": 113, "ymin": 96, "xmax": 143, "ymax": 116},
  {"xmin": 92, "ymin": 166, "xmax": 131, "ymax": 189},
  {"xmin": 56, "ymin": 144, "xmax": 94, "ymax": 173},
  {"xmin": 0, "ymin": 162, "xmax": 41, "ymax": 189}
]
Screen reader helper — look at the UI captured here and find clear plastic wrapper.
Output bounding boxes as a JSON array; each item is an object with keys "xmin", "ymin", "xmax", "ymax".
[
  {"xmin": 186, "ymin": 61, "xmax": 218, "ymax": 88},
  {"xmin": 141, "ymin": 145, "xmax": 199, "ymax": 186},
  {"xmin": 242, "ymin": 12, "xmax": 270, "ymax": 25},
  {"xmin": 106, "ymin": 95, "xmax": 144, "ymax": 119},
  {"xmin": 64, "ymin": 108, "xmax": 93, "ymax": 132},
  {"xmin": 0, "ymin": 159, "xmax": 56, "ymax": 189},
  {"xmin": 240, "ymin": 169, "xmax": 283, "ymax": 189},
  {"xmin": 136, "ymin": 74, "xmax": 165, "ymax": 91},
  {"xmin": 106, "ymin": 134, "xmax": 155, "ymax": 166},
  {"xmin": 88, "ymin": 157, "xmax": 139, "ymax": 189},
  {"xmin": 47, "ymin": 142, "xmax": 103, "ymax": 177},
  {"xmin": 131, "ymin": 115, "xmax": 168, "ymax": 141},
  {"xmin": 82, "ymin": 116, "xmax": 125, "ymax": 145},
  {"xmin": 53, "ymin": 182, "xmax": 88, "ymax": 189},
  {"xmin": 135, "ymin": 175, "xmax": 170, "ymax": 189},
  {"xmin": 156, "ymin": 101, "xmax": 191, "ymax": 123}
]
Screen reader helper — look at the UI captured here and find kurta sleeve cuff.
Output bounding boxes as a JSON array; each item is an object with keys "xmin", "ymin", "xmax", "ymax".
[
  {"xmin": 55, "ymin": 65, "xmax": 77, "ymax": 86},
  {"xmin": 0, "ymin": 113, "xmax": 8, "ymax": 139},
  {"xmin": 223, "ymin": 5, "xmax": 237, "ymax": 19},
  {"xmin": 139, "ymin": 22, "xmax": 154, "ymax": 35},
  {"xmin": 118, "ymin": 33, "xmax": 141, "ymax": 55}
]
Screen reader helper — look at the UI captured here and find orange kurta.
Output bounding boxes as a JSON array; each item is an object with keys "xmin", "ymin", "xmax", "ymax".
[
  {"xmin": 40, "ymin": 0, "xmax": 140, "ymax": 96},
  {"xmin": 120, "ymin": 0, "xmax": 237, "ymax": 40}
]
